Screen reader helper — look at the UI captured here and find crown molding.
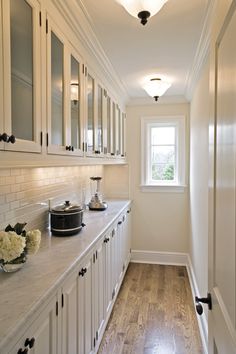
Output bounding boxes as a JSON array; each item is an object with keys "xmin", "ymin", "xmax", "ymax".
[
  {"xmin": 185, "ymin": 0, "xmax": 216, "ymax": 100},
  {"xmin": 51, "ymin": 0, "xmax": 130, "ymax": 103}
]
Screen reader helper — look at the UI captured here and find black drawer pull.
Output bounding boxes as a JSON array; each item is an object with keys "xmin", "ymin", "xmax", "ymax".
[{"xmin": 25, "ymin": 337, "xmax": 35, "ymax": 348}]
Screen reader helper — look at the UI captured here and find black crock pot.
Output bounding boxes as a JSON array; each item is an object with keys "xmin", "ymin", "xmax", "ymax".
[{"xmin": 50, "ymin": 200, "xmax": 85, "ymax": 236}]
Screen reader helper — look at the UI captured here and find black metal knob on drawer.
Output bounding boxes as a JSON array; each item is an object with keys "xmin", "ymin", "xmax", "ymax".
[
  {"xmin": 0, "ymin": 133, "xmax": 8, "ymax": 142},
  {"xmin": 79, "ymin": 267, "xmax": 87, "ymax": 277},
  {"xmin": 8, "ymin": 134, "xmax": 16, "ymax": 144},
  {"xmin": 17, "ymin": 348, "xmax": 28, "ymax": 354},
  {"xmin": 25, "ymin": 337, "xmax": 35, "ymax": 348},
  {"xmin": 82, "ymin": 267, "xmax": 87, "ymax": 275}
]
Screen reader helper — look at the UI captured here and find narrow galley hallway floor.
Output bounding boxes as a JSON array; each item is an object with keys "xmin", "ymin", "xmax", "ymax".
[{"xmin": 98, "ymin": 263, "xmax": 203, "ymax": 354}]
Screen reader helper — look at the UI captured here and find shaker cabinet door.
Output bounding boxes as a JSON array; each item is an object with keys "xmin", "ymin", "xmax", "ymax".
[{"xmin": 2, "ymin": 0, "xmax": 42, "ymax": 153}]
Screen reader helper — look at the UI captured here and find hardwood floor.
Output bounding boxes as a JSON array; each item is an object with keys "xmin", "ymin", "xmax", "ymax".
[{"xmin": 98, "ymin": 263, "xmax": 203, "ymax": 354}]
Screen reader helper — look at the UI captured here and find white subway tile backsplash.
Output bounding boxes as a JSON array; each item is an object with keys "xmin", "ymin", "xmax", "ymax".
[{"xmin": 0, "ymin": 165, "xmax": 104, "ymax": 232}]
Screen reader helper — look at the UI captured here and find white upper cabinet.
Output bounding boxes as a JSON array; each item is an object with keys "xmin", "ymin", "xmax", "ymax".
[
  {"xmin": 0, "ymin": 1, "xmax": 126, "ymax": 162},
  {"xmin": 46, "ymin": 17, "xmax": 84, "ymax": 156},
  {"xmin": 1, "ymin": 0, "xmax": 42, "ymax": 152}
]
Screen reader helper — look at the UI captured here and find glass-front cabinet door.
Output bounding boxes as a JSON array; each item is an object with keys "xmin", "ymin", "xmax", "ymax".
[
  {"xmin": 0, "ymin": 1, "xmax": 4, "ymax": 151},
  {"xmin": 85, "ymin": 69, "xmax": 95, "ymax": 155},
  {"xmin": 102, "ymin": 90, "xmax": 112, "ymax": 156},
  {"xmin": 47, "ymin": 18, "xmax": 84, "ymax": 156},
  {"xmin": 68, "ymin": 50, "xmax": 83, "ymax": 156},
  {"xmin": 1, "ymin": 0, "xmax": 41, "ymax": 152}
]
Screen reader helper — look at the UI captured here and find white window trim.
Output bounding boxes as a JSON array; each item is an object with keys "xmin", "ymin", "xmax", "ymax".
[{"xmin": 140, "ymin": 115, "xmax": 186, "ymax": 192}]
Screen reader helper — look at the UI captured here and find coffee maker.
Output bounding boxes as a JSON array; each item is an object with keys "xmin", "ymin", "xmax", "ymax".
[{"xmin": 88, "ymin": 176, "xmax": 107, "ymax": 211}]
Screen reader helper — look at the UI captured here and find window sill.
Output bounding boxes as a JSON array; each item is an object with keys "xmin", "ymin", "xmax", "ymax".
[{"xmin": 140, "ymin": 184, "xmax": 187, "ymax": 193}]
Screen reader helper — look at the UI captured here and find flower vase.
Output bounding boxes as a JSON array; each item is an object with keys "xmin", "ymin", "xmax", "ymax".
[{"xmin": 1, "ymin": 262, "xmax": 25, "ymax": 273}]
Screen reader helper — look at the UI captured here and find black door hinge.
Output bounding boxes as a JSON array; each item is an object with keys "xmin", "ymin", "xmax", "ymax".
[
  {"xmin": 96, "ymin": 331, "xmax": 98, "ymax": 340},
  {"xmin": 40, "ymin": 131, "xmax": 43, "ymax": 146},
  {"xmin": 61, "ymin": 293, "xmax": 64, "ymax": 308},
  {"xmin": 46, "ymin": 19, "xmax": 48, "ymax": 34},
  {"xmin": 39, "ymin": 11, "xmax": 42, "ymax": 26},
  {"xmin": 46, "ymin": 133, "xmax": 49, "ymax": 147},
  {"xmin": 93, "ymin": 337, "xmax": 96, "ymax": 348},
  {"xmin": 93, "ymin": 253, "xmax": 95, "ymax": 263}
]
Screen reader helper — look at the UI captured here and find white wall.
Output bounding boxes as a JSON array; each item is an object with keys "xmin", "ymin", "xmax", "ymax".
[
  {"xmin": 189, "ymin": 56, "xmax": 210, "ymax": 297},
  {"xmin": 126, "ymin": 103, "xmax": 190, "ymax": 253}
]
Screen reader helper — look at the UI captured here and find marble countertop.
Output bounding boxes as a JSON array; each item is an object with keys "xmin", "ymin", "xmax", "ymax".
[{"xmin": 0, "ymin": 199, "xmax": 131, "ymax": 352}]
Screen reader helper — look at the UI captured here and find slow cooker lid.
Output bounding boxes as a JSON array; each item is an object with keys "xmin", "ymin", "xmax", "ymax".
[{"xmin": 52, "ymin": 200, "xmax": 82, "ymax": 213}]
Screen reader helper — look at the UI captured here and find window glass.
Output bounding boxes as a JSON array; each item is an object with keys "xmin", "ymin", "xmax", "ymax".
[{"xmin": 150, "ymin": 126, "xmax": 176, "ymax": 182}]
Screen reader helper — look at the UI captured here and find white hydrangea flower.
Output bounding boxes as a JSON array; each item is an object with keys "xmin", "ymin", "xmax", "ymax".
[
  {"xmin": 0, "ymin": 231, "xmax": 26, "ymax": 262},
  {"xmin": 26, "ymin": 229, "xmax": 41, "ymax": 255}
]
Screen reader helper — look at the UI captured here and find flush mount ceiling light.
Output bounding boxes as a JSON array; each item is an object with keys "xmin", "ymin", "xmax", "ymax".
[
  {"xmin": 144, "ymin": 78, "xmax": 171, "ymax": 101},
  {"xmin": 118, "ymin": 0, "xmax": 168, "ymax": 25}
]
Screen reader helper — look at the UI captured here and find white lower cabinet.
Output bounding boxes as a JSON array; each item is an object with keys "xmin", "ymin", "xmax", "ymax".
[{"xmin": 7, "ymin": 204, "xmax": 132, "ymax": 354}]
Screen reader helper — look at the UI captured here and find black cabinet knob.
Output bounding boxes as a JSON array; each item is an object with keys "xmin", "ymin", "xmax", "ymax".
[
  {"xmin": 196, "ymin": 303, "xmax": 203, "ymax": 315},
  {"xmin": 118, "ymin": 221, "xmax": 122, "ymax": 225},
  {"xmin": 0, "ymin": 133, "xmax": 8, "ymax": 142},
  {"xmin": 8, "ymin": 135, "xmax": 16, "ymax": 144},
  {"xmin": 79, "ymin": 267, "xmax": 87, "ymax": 277},
  {"xmin": 17, "ymin": 348, "xmax": 28, "ymax": 354},
  {"xmin": 25, "ymin": 337, "xmax": 35, "ymax": 348},
  {"xmin": 104, "ymin": 237, "xmax": 110, "ymax": 243},
  {"xmin": 66, "ymin": 145, "xmax": 72, "ymax": 151}
]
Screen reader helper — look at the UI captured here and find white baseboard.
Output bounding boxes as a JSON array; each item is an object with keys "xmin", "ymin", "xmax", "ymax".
[
  {"xmin": 131, "ymin": 250, "xmax": 208, "ymax": 354},
  {"xmin": 131, "ymin": 249, "xmax": 189, "ymax": 265}
]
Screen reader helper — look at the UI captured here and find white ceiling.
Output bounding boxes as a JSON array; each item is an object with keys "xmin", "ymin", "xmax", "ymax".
[{"xmin": 81, "ymin": 0, "xmax": 208, "ymax": 101}]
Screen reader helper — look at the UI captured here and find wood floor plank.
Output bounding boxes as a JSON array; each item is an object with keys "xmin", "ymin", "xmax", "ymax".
[{"xmin": 98, "ymin": 263, "xmax": 203, "ymax": 354}]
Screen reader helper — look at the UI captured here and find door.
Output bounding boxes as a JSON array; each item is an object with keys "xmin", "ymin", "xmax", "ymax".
[
  {"xmin": 209, "ymin": 1, "xmax": 236, "ymax": 352},
  {"xmin": 2, "ymin": 0, "xmax": 42, "ymax": 153},
  {"xmin": 9, "ymin": 294, "xmax": 58, "ymax": 354},
  {"xmin": 61, "ymin": 269, "xmax": 78, "ymax": 354}
]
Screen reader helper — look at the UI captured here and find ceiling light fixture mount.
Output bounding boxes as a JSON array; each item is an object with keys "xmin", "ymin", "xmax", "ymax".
[
  {"xmin": 118, "ymin": 0, "xmax": 168, "ymax": 25},
  {"xmin": 143, "ymin": 78, "xmax": 171, "ymax": 102},
  {"xmin": 138, "ymin": 10, "xmax": 150, "ymax": 26}
]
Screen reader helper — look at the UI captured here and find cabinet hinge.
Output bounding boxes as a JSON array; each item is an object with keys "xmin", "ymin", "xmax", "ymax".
[
  {"xmin": 40, "ymin": 131, "xmax": 43, "ymax": 146},
  {"xmin": 96, "ymin": 331, "xmax": 98, "ymax": 340},
  {"xmin": 104, "ymin": 89, "xmax": 107, "ymax": 98},
  {"xmin": 46, "ymin": 19, "xmax": 48, "ymax": 34},
  {"xmin": 56, "ymin": 301, "xmax": 58, "ymax": 316},
  {"xmin": 112, "ymin": 229, "xmax": 115, "ymax": 237},
  {"xmin": 85, "ymin": 66, "xmax": 87, "ymax": 76},
  {"xmin": 46, "ymin": 133, "xmax": 49, "ymax": 147},
  {"xmin": 96, "ymin": 250, "xmax": 98, "ymax": 260},
  {"xmin": 39, "ymin": 11, "xmax": 42, "ymax": 27},
  {"xmin": 82, "ymin": 64, "xmax": 85, "ymax": 74},
  {"xmin": 93, "ymin": 253, "xmax": 95, "ymax": 263},
  {"xmin": 61, "ymin": 293, "xmax": 64, "ymax": 308},
  {"xmin": 112, "ymin": 289, "xmax": 115, "ymax": 300},
  {"xmin": 93, "ymin": 337, "xmax": 96, "ymax": 348}
]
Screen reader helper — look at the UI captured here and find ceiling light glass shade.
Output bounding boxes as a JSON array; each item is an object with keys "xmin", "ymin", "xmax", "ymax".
[
  {"xmin": 144, "ymin": 78, "xmax": 171, "ymax": 101},
  {"xmin": 118, "ymin": 0, "xmax": 168, "ymax": 19}
]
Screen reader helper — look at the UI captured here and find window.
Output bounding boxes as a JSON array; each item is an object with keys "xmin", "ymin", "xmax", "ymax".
[{"xmin": 141, "ymin": 116, "xmax": 186, "ymax": 191}]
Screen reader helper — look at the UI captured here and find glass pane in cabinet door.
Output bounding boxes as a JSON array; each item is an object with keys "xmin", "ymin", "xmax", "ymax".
[
  {"xmin": 117, "ymin": 107, "xmax": 121, "ymax": 155},
  {"xmin": 112, "ymin": 102, "xmax": 116, "ymax": 154},
  {"xmin": 71, "ymin": 56, "xmax": 80, "ymax": 149},
  {"xmin": 10, "ymin": 0, "xmax": 33, "ymax": 141},
  {"xmin": 97, "ymin": 85, "xmax": 103, "ymax": 152},
  {"xmin": 87, "ymin": 74, "xmax": 94, "ymax": 152},
  {"xmin": 51, "ymin": 32, "xmax": 64, "ymax": 146},
  {"xmin": 107, "ymin": 96, "xmax": 111, "ymax": 153}
]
